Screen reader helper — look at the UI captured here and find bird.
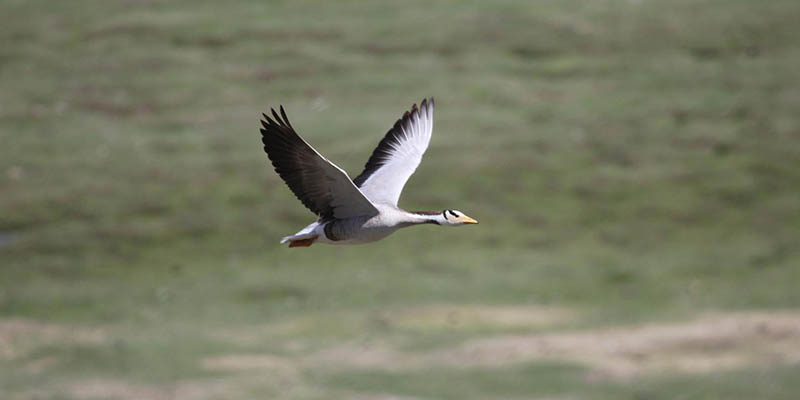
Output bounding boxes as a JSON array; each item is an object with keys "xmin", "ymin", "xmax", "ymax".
[{"xmin": 259, "ymin": 97, "xmax": 478, "ymax": 248}]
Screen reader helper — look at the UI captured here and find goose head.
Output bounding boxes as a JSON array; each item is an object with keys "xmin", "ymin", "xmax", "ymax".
[{"xmin": 438, "ymin": 209, "xmax": 478, "ymax": 226}]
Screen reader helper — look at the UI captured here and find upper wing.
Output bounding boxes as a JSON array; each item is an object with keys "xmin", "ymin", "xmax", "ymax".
[
  {"xmin": 352, "ymin": 98, "xmax": 434, "ymax": 206},
  {"xmin": 260, "ymin": 107, "xmax": 379, "ymax": 220}
]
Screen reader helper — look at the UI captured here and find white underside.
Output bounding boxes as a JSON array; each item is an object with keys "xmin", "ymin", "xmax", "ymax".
[{"xmin": 280, "ymin": 204, "xmax": 427, "ymax": 245}]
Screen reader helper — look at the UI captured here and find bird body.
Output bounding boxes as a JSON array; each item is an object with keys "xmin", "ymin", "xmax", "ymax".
[
  {"xmin": 282, "ymin": 205, "xmax": 454, "ymax": 246},
  {"xmin": 260, "ymin": 98, "xmax": 477, "ymax": 247}
]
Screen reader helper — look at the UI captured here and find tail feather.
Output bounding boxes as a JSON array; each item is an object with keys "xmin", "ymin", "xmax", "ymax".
[
  {"xmin": 281, "ymin": 221, "xmax": 321, "ymax": 247},
  {"xmin": 288, "ymin": 238, "xmax": 315, "ymax": 247},
  {"xmin": 280, "ymin": 233, "xmax": 319, "ymax": 248}
]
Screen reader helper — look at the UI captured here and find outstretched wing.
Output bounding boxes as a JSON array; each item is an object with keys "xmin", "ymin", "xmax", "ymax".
[
  {"xmin": 260, "ymin": 107, "xmax": 379, "ymax": 220},
  {"xmin": 353, "ymin": 98, "xmax": 434, "ymax": 206}
]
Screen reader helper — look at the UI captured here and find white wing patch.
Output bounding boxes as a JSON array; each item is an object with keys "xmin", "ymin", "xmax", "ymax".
[{"xmin": 353, "ymin": 98, "xmax": 435, "ymax": 206}]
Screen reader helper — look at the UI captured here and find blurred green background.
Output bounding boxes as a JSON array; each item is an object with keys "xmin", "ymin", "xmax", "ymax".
[{"xmin": 2, "ymin": 0, "xmax": 800, "ymax": 399}]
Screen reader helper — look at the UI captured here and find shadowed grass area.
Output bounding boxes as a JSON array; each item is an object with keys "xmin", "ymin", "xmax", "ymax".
[{"xmin": 2, "ymin": 0, "xmax": 800, "ymax": 399}]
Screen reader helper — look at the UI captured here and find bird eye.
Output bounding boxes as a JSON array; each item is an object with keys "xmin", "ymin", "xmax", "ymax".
[{"xmin": 448, "ymin": 210, "xmax": 458, "ymax": 218}]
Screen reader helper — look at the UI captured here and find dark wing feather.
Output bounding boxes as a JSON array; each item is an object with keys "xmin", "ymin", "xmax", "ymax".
[{"xmin": 260, "ymin": 107, "xmax": 378, "ymax": 220}]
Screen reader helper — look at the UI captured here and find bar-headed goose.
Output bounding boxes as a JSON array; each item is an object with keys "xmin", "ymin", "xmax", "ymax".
[{"xmin": 260, "ymin": 98, "xmax": 477, "ymax": 247}]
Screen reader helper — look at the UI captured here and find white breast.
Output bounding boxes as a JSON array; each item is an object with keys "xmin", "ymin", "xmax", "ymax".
[{"xmin": 315, "ymin": 205, "xmax": 407, "ymax": 244}]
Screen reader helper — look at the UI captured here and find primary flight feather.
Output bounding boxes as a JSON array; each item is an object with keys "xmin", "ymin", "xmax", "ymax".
[{"xmin": 260, "ymin": 98, "xmax": 477, "ymax": 248}]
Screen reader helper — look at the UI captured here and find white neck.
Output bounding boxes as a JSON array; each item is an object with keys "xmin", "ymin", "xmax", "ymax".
[{"xmin": 399, "ymin": 210, "xmax": 443, "ymax": 226}]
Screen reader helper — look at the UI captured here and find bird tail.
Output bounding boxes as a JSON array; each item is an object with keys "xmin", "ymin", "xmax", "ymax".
[
  {"xmin": 280, "ymin": 222, "xmax": 321, "ymax": 247},
  {"xmin": 280, "ymin": 233, "xmax": 319, "ymax": 247}
]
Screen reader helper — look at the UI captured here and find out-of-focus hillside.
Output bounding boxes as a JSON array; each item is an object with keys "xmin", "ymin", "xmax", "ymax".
[{"xmin": 1, "ymin": 1, "xmax": 799, "ymax": 399}]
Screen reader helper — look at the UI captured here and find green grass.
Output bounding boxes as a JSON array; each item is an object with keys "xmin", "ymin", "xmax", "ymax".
[{"xmin": 2, "ymin": 0, "xmax": 800, "ymax": 399}]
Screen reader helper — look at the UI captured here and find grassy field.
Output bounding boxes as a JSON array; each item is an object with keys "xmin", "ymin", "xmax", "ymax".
[{"xmin": 2, "ymin": 0, "xmax": 800, "ymax": 398}]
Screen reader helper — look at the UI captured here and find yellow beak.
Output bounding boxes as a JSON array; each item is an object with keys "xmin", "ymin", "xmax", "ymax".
[{"xmin": 461, "ymin": 216, "xmax": 479, "ymax": 224}]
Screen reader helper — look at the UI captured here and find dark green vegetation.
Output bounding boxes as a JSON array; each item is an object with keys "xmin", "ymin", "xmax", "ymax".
[{"xmin": 2, "ymin": 0, "xmax": 799, "ymax": 398}]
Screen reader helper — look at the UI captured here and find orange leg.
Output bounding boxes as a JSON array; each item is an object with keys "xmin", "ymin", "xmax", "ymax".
[{"xmin": 288, "ymin": 235, "xmax": 317, "ymax": 248}]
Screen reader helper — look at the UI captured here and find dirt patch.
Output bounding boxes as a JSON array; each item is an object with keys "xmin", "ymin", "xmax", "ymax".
[
  {"xmin": 21, "ymin": 356, "xmax": 59, "ymax": 374},
  {"xmin": 69, "ymin": 378, "xmax": 240, "ymax": 400},
  {"xmin": 307, "ymin": 304, "xmax": 574, "ymax": 369},
  {"xmin": 211, "ymin": 309, "xmax": 800, "ymax": 381},
  {"xmin": 311, "ymin": 340, "xmax": 405, "ymax": 369},
  {"xmin": 427, "ymin": 311, "xmax": 800, "ymax": 379},
  {"xmin": 0, "ymin": 318, "xmax": 106, "ymax": 360},
  {"xmin": 70, "ymin": 380, "xmax": 166, "ymax": 400},
  {"xmin": 200, "ymin": 354, "xmax": 296, "ymax": 372},
  {"xmin": 371, "ymin": 304, "xmax": 574, "ymax": 331},
  {"xmin": 308, "ymin": 311, "xmax": 800, "ymax": 380}
]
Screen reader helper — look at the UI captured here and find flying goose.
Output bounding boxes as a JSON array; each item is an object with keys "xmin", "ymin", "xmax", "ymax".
[{"xmin": 260, "ymin": 98, "xmax": 477, "ymax": 248}]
